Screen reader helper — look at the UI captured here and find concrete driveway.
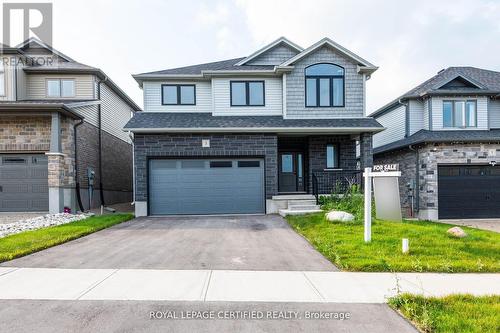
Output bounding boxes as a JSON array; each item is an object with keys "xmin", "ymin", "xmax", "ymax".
[{"xmin": 1, "ymin": 215, "xmax": 336, "ymax": 271}]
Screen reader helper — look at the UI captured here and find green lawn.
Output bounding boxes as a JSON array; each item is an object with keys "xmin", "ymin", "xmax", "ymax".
[
  {"xmin": 286, "ymin": 213, "xmax": 500, "ymax": 272},
  {"xmin": 0, "ymin": 213, "xmax": 134, "ymax": 262},
  {"xmin": 389, "ymin": 294, "xmax": 500, "ymax": 333}
]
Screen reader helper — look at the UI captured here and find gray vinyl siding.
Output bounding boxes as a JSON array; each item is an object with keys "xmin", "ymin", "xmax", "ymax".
[
  {"xmin": 143, "ymin": 80, "xmax": 212, "ymax": 113},
  {"xmin": 101, "ymin": 82, "xmax": 133, "ymax": 143},
  {"xmin": 423, "ymin": 99, "xmax": 430, "ymax": 130},
  {"xmin": 0, "ymin": 56, "xmax": 16, "ymax": 101},
  {"xmin": 408, "ymin": 99, "xmax": 424, "ymax": 135},
  {"xmin": 373, "ymin": 105, "xmax": 406, "ymax": 148},
  {"xmin": 16, "ymin": 64, "xmax": 27, "ymax": 100},
  {"xmin": 489, "ymin": 99, "xmax": 500, "ymax": 128},
  {"xmin": 285, "ymin": 45, "xmax": 364, "ymax": 118},
  {"xmin": 212, "ymin": 77, "xmax": 282, "ymax": 116},
  {"xmin": 25, "ymin": 73, "xmax": 95, "ymax": 99},
  {"xmin": 246, "ymin": 44, "xmax": 299, "ymax": 65},
  {"xmin": 431, "ymin": 96, "xmax": 488, "ymax": 130}
]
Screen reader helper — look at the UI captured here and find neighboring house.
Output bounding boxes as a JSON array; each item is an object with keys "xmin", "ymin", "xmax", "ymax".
[
  {"xmin": 0, "ymin": 38, "xmax": 141, "ymax": 213},
  {"xmin": 372, "ymin": 67, "xmax": 500, "ymax": 220},
  {"xmin": 126, "ymin": 37, "xmax": 382, "ymax": 217}
]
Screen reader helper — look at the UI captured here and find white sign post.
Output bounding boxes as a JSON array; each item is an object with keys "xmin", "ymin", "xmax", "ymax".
[{"xmin": 363, "ymin": 165, "xmax": 402, "ymax": 243}]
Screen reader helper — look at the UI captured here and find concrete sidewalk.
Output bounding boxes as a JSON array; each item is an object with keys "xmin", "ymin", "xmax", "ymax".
[{"xmin": 0, "ymin": 267, "xmax": 498, "ymax": 303}]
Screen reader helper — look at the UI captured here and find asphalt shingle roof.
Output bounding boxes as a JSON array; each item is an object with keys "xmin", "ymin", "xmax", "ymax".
[
  {"xmin": 136, "ymin": 58, "xmax": 275, "ymax": 76},
  {"xmin": 124, "ymin": 112, "xmax": 383, "ymax": 131},
  {"xmin": 373, "ymin": 129, "xmax": 500, "ymax": 154},
  {"xmin": 371, "ymin": 67, "xmax": 500, "ymax": 117}
]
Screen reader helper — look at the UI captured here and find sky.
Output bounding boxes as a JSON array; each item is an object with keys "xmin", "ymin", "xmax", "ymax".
[{"xmin": 2, "ymin": 0, "xmax": 500, "ymax": 114}]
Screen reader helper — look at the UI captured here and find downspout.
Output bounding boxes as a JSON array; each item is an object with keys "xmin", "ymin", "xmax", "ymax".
[
  {"xmin": 97, "ymin": 75, "xmax": 108, "ymax": 209},
  {"xmin": 409, "ymin": 144, "xmax": 419, "ymax": 217},
  {"xmin": 73, "ymin": 119, "xmax": 85, "ymax": 212}
]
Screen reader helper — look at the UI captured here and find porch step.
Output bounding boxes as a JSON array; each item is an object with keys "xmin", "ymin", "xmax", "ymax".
[
  {"xmin": 272, "ymin": 194, "xmax": 315, "ymax": 201},
  {"xmin": 279, "ymin": 208, "xmax": 323, "ymax": 217},
  {"xmin": 287, "ymin": 204, "xmax": 321, "ymax": 211},
  {"xmin": 288, "ymin": 199, "xmax": 317, "ymax": 206}
]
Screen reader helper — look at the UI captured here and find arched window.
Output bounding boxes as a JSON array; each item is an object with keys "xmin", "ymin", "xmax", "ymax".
[{"xmin": 305, "ymin": 63, "xmax": 344, "ymax": 107}]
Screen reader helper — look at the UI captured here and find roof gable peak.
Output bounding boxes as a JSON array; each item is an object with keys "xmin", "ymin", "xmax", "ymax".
[
  {"xmin": 15, "ymin": 37, "xmax": 74, "ymax": 62},
  {"xmin": 279, "ymin": 37, "xmax": 377, "ymax": 70},
  {"xmin": 234, "ymin": 37, "xmax": 303, "ymax": 66}
]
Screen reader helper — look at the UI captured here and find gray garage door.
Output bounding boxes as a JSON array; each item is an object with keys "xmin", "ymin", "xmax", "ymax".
[
  {"xmin": 149, "ymin": 158, "xmax": 265, "ymax": 215},
  {"xmin": 0, "ymin": 154, "xmax": 48, "ymax": 212}
]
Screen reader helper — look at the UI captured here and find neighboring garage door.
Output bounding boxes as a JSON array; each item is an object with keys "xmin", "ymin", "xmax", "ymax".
[
  {"xmin": 0, "ymin": 154, "xmax": 49, "ymax": 212},
  {"xmin": 149, "ymin": 158, "xmax": 265, "ymax": 215},
  {"xmin": 438, "ymin": 165, "xmax": 500, "ymax": 219}
]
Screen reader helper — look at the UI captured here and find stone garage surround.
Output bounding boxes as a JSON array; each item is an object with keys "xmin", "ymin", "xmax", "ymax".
[{"xmin": 375, "ymin": 142, "xmax": 500, "ymax": 220}]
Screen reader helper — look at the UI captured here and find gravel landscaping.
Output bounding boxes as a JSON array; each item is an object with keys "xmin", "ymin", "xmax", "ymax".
[{"xmin": 0, "ymin": 213, "xmax": 91, "ymax": 238}]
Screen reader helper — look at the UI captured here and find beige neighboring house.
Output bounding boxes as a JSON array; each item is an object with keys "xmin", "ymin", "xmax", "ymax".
[{"xmin": 0, "ymin": 38, "xmax": 141, "ymax": 214}]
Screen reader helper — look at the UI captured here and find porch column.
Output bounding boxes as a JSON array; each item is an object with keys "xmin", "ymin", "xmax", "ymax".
[
  {"xmin": 47, "ymin": 112, "xmax": 64, "ymax": 214},
  {"xmin": 359, "ymin": 132, "xmax": 373, "ymax": 169}
]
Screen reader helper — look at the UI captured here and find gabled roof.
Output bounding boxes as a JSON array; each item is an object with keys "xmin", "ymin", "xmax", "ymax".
[
  {"xmin": 278, "ymin": 37, "xmax": 378, "ymax": 73},
  {"xmin": 370, "ymin": 67, "xmax": 500, "ymax": 118},
  {"xmin": 374, "ymin": 129, "xmax": 500, "ymax": 154},
  {"xmin": 433, "ymin": 74, "xmax": 485, "ymax": 90},
  {"xmin": 234, "ymin": 37, "xmax": 303, "ymax": 66},
  {"xmin": 133, "ymin": 36, "xmax": 378, "ymax": 83},
  {"xmin": 124, "ymin": 112, "xmax": 383, "ymax": 133},
  {"xmin": 5, "ymin": 38, "xmax": 141, "ymax": 111},
  {"xmin": 16, "ymin": 37, "xmax": 74, "ymax": 62}
]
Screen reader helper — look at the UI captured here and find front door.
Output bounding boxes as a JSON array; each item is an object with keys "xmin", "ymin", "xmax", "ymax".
[{"xmin": 278, "ymin": 152, "xmax": 304, "ymax": 192}]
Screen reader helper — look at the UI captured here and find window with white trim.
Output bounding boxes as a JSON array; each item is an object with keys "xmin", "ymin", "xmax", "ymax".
[
  {"xmin": 443, "ymin": 100, "xmax": 476, "ymax": 128},
  {"xmin": 46, "ymin": 79, "xmax": 75, "ymax": 98}
]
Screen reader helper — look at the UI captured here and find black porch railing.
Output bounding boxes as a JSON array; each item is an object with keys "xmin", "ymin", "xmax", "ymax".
[{"xmin": 312, "ymin": 170, "xmax": 362, "ymax": 203}]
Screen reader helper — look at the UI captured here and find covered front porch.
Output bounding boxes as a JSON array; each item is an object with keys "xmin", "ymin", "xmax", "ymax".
[
  {"xmin": 276, "ymin": 133, "xmax": 372, "ymax": 194},
  {"xmin": 268, "ymin": 132, "xmax": 372, "ymax": 214}
]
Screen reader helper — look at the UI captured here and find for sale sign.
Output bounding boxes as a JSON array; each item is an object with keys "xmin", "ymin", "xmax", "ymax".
[{"xmin": 373, "ymin": 164, "xmax": 399, "ymax": 172}]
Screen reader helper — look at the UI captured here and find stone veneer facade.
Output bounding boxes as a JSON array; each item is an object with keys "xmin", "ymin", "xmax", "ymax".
[
  {"xmin": 375, "ymin": 141, "xmax": 500, "ymax": 220},
  {"xmin": 1, "ymin": 115, "xmax": 132, "ymax": 212}
]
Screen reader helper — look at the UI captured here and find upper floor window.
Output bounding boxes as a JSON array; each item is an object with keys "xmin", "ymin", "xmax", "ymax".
[
  {"xmin": 305, "ymin": 63, "xmax": 344, "ymax": 107},
  {"xmin": 47, "ymin": 79, "xmax": 75, "ymax": 98},
  {"xmin": 443, "ymin": 100, "xmax": 476, "ymax": 128},
  {"xmin": 230, "ymin": 81, "xmax": 265, "ymax": 106},
  {"xmin": 0, "ymin": 62, "xmax": 5, "ymax": 96},
  {"xmin": 162, "ymin": 84, "xmax": 196, "ymax": 105}
]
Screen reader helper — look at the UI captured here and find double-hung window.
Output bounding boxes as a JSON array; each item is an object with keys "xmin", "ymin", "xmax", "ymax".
[
  {"xmin": 162, "ymin": 84, "xmax": 196, "ymax": 105},
  {"xmin": 0, "ymin": 62, "xmax": 5, "ymax": 96},
  {"xmin": 326, "ymin": 144, "xmax": 339, "ymax": 169},
  {"xmin": 443, "ymin": 100, "xmax": 476, "ymax": 128},
  {"xmin": 47, "ymin": 79, "xmax": 75, "ymax": 98},
  {"xmin": 305, "ymin": 63, "xmax": 344, "ymax": 107},
  {"xmin": 230, "ymin": 81, "xmax": 265, "ymax": 106}
]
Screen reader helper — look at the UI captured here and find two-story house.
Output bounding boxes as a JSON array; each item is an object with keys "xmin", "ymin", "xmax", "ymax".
[
  {"xmin": 126, "ymin": 37, "xmax": 382, "ymax": 217},
  {"xmin": 372, "ymin": 67, "xmax": 500, "ymax": 220},
  {"xmin": 0, "ymin": 38, "xmax": 141, "ymax": 214}
]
